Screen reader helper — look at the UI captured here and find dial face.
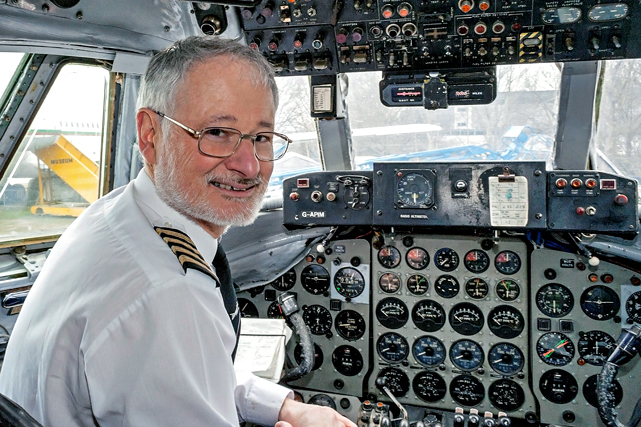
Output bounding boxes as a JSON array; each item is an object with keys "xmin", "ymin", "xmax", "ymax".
[
  {"xmin": 397, "ymin": 173, "xmax": 433, "ymax": 207},
  {"xmin": 588, "ymin": 3, "xmax": 629, "ymax": 22},
  {"xmin": 494, "ymin": 251, "xmax": 521, "ymax": 275},
  {"xmin": 376, "ymin": 367, "xmax": 410, "ymax": 397},
  {"xmin": 376, "ymin": 298, "xmax": 409, "ymax": 329},
  {"xmin": 489, "ymin": 379, "xmax": 525, "ymax": 411},
  {"xmin": 334, "ymin": 267, "xmax": 365, "ymax": 298},
  {"xmin": 308, "ymin": 394, "xmax": 336, "ymax": 409},
  {"xmin": 412, "ymin": 299, "xmax": 446, "ymax": 332},
  {"xmin": 294, "ymin": 343, "xmax": 324, "ymax": 371},
  {"xmin": 496, "ymin": 279, "xmax": 521, "ymax": 301},
  {"xmin": 583, "ymin": 374, "xmax": 623, "ymax": 408},
  {"xmin": 301, "ymin": 265, "xmax": 331, "ymax": 295},
  {"xmin": 580, "ymin": 285, "xmax": 620, "ymax": 320},
  {"xmin": 465, "ymin": 278, "xmax": 489, "ymax": 299},
  {"xmin": 267, "ymin": 301, "xmax": 284, "ymax": 319},
  {"xmin": 489, "ymin": 343, "xmax": 525, "ymax": 375},
  {"xmin": 625, "ymin": 290, "xmax": 641, "ymax": 323},
  {"xmin": 434, "ymin": 248, "xmax": 460, "ymax": 272},
  {"xmin": 302, "ymin": 305, "xmax": 333, "ymax": 335},
  {"xmin": 344, "ymin": 184, "xmax": 370, "ymax": 210},
  {"xmin": 450, "ymin": 375, "xmax": 485, "ymax": 406},
  {"xmin": 332, "ymin": 345, "xmax": 363, "ymax": 376},
  {"xmin": 412, "ymin": 336, "xmax": 446, "ymax": 367},
  {"xmin": 406, "ymin": 247, "xmax": 429, "ymax": 270},
  {"xmin": 407, "ymin": 274, "xmax": 429, "ymax": 295},
  {"xmin": 536, "ymin": 283, "xmax": 574, "ymax": 317},
  {"xmin": 377, "ymin": 332, "xmax": 410, "ymax": 363},
  {"xmin": 542, "ymin": 6, "xmax": 582, "ymax": 24},
  {"xmin": 577, "ymin": 330, "xmax": 615, "ymax": 366},
  {"xmin": 449, "ymin": 302, "xmax": 484, "ymax": 335},
  {"xmin": 450, "ymin": 339, "xmax": 484, "ymax": 371},
  {"xmin": 378, "ymin": 246, "xmax": 402, "ymax": 269},
  {"xmin": 487, "ymin": 305, "xmax": 525, "ymax": 339},
  {"xmin": 238, "ymin": 298, "xmax": 259, "ymax": 318},
  {"xmin": 269, "ymin": 268, "xmax": 297, "ymax": 291},
  {"xmin": 335, "ymin": 310, "xmax": 366, "ymax": 340},
  {"xmin": 464, "ymin": 250, "xmax": 490, "ymax": 273},
  {"xmin": 379, "ymin": 272, "xmax": 401, "ymax": 293},
  {"xmin": 537, "ymin": 332, "xmax": 575, "ymax": 366},
  {"xmin": 539, "ymin": 369, "xmax": 578, "ymax": 404},
  {"xmin": 413, "ymin": 371, "xmax": 447, "ymax": 402},
  {"xmin": 435, "ymin": 275, "xmax": 460, "ymax": 298}
]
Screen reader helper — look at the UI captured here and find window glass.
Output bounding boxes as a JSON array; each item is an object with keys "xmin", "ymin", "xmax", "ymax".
[
  {"xmin": 0, "ymin": 52, "xmax": 25, "ymax": 103},
  {"xmin": 0, "ymin": 63, "xmax": 109, "ymax": 243}
]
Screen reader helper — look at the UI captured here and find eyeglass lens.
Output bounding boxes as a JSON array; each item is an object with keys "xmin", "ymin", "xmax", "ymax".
[{"xmin": 199, "ymin": 128, "xmax": 288, "ymax": 160}]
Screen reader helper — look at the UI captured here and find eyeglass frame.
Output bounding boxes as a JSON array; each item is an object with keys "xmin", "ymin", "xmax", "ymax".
[{"xmin": 150, "ymin": 110, "xmax": 292, "ymax": 161}]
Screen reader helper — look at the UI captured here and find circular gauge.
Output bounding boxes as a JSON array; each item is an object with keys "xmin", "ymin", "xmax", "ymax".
[
  {"xmin": 542, "ymin": 6, "xmax": 582, "ymax": 24},
  {"xmin": 489, "ymin": 343, "xmax": 525, "ymax": 375},
  {"xmin": 449, "ymin": 302, "xmax": 484, "ymax": 335},
  {"xmin": 539, "ymin": 369, "xmax": 578, "ymax": 404},
  {"xmin": 294, "ymin": 343, "xmax": 324, "ymax": 371},
  {"xmin": 412, "ymin": 300, "xmax": 446, "ymax": 332},
  {"xmin": 496, "ymin": 279, "xmax": 521, "ymax": 301},
  {"xmin": 450, "ymin": 375, "xmax": 485, "ymax": 406},
  {"xmin": 334, "ymin": 267, "xmax": 365, "ymax": 298},
  {"xmin": 344, "ymin": 184, "xmax": 370, "ymax": 210},
  {"xmin": 302, "ymin": 305, "xmax": 333, "ymax": 335},
  {"xmin": 377, "ymin": 332, "xmax": 410, "ymax": 363},
  {"xmin": 494, "ymin": 251, "xmax": 521, "ymax": 275},
  {"xmin": 413, "ymin": 371, "xmax": 447, "ymax": 402},
  {"xmin": 588, "ymin": 3, "xmax": 629, "ymax": 22},
  {"xmin": 376, "ymin": 367, "xmax": 410, "ymax": 397},
  {"xmin": 379, "ymin": 273, "xmax": 401, "ymax": 293},
  {"xmin": 577, "ymin": 330, "xmax": 615, "ymax": 366},
  {"xmin": 332, "ymin": 345, "xmax": 364, "ymax": 376},
  {"xmin": 301, "ymin": 265, "xmax": 331, "ymax": 295},
  {"xmin": 435, "ymin": 275, "xmax": 460, "ymax": 298},
  {"xmin": 626, "ymin": 291, "xmax": 641, "ymax": 323},
  {"xmin": 376, "ymin": 298, "xmax": 409, "ymax": 329},
  {"xmin": 308, "ymin": 393, "xmax": 337, "ymax": 409},
  {"xmin": 378, "ymin": 246, "xmax": 402, "ymax": 269},
  {"xmin": 583, "ymin": 374, "xmax": 623, "ymax": 408},
  {"xmin": 450, "ymin": 339, "xmax": 484, "ymax": 371},
  {"xmin": 580, "ymin": 285, "xmax": 620, "ymax": 320},
  {"xmin": 335, "ymin": 310, "xmax": 366, "ymax": 340},
  {"xmin": 537, "ymin": 332, "xmax": 575, "ymax": 366},
  {"xmin": 397, "ymin": 173, "xmax": 433, "ymax": 207},
  {"xmin": 412, "ymin": 336, "xmax": 446, "ymax": 367},
  {"xmin": 269, "ymin": 268, "xmax": 297, "ymax": 291},
  {"xmin": 489, "ymin": 379, "xmax": 525, "ymax": 411},
  {"xmin": 434, "ymin": 248, "xmax": 460, "ymax": 272},
  {"xmin": 267, "ymin": 301, "xmax": 284, "ymax": 319},
  {"xmin": 406, "ymin": 247, "xmax": 429, "ymax": 270},
  {"xmin": 407, "ymin": 274, "xmax": 429, "ymax": 295},
  {"xmin": 487, "ymin": 305, "xmax": 525, "ymax": 339},
  {"xmin": 536, "ymin": 283, "xmax": 574, "ymax": 317},
  {"xmin": 238, "ymin": 298, "xmax": 259, "ymax": 318},
  {"xmin": 464, "ymin": 250, "xmax": 490, "ymax": 273},
  {"xmin": 465, "ymin": 278, "xmax": 489, "ymax": 299}
]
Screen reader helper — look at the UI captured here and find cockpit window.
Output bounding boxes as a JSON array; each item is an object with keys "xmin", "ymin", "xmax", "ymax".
[{"xmin": 0, "ymin": 53, "xmax": 25, "ymax": 107}]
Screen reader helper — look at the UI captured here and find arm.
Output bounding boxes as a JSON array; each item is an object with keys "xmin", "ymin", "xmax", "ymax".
[{"xmin": 276, "ymin": 398, "xmax": 358, "ymax": 427}]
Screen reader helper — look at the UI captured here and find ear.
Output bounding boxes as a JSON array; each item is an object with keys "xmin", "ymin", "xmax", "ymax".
[{"xmin": 137, "ymin": 109, "xmax": 159, "ymax": 166}]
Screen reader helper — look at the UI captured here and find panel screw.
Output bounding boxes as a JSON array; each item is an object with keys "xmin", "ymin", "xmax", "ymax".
[
  {"xmin": 42, "ymin": 3, "xmax": 49, "ymax": 12},
  {"xmin": 535, "ymin": 213, "xmax": 542, "ymax": 219},
  {"xmin": 76, "ymin": 11, "xmax": 83, "ymax": 19},
  {"xmin": 377, "ymin": 210, "xmax": 382, "ymax": 216},
  {"xmin": 534, "ymin": 169, "xmax": 542, "ymax": 176},
  {"xmin": 164, "ymin": 25, "xmax": 171, "ymax": 32}
]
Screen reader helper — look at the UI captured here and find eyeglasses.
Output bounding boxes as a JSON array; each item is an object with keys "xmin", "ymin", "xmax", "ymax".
[{"xmin": 151, "ymin": 110, "xmax": 291, "ymax": 161}]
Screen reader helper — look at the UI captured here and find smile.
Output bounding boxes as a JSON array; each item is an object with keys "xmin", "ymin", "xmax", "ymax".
[{"xmin": 211, "ymin": 181, "xmax": 255, "ymax": 192}]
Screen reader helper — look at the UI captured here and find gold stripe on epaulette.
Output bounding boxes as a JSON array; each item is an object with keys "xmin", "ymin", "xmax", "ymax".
[
  {"xmin": 160, "ymin": 236, "xmax": 198, "ymax": 252},
  {"xmin": 155, "ymin": 227, "xmax": 197, "ymax": 246},
  {"xmin": 171, "ymin": 245, "xmax": 208, "ymax": 267},
  {"xmin": 177, "ymin": 254, "xmax": 219, "ymax": 282}
]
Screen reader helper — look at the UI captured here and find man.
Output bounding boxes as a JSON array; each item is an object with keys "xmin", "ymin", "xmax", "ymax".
[{"xmin": 0, "ymin": 37, "xmax": 356, "ymax": 427}]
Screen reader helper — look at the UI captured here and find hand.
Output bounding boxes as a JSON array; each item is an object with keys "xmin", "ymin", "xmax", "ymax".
[{"xmin": 275, "ymin": 398, "xmax": 357, "ymax": 427}]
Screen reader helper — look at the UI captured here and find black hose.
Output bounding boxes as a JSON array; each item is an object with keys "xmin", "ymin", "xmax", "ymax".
[{"xmin": 280, "ymin": 312, "xmax": 314, "ymax": 382}]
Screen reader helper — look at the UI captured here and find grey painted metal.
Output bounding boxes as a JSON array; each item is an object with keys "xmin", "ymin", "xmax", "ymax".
[{"xmin": 316, "ymin": 74, "xmax": 354, "ymax": 171}]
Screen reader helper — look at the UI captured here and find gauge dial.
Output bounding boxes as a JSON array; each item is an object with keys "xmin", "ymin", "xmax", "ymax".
[
  {"xmin": 583, "ymin": 374, "xmax": 623, "ymax": 408},
  {"xmin": 376, "ymin": 367, "xmax": 410, "ymax": 397},
  {"xmin": 302, "ymin": 305, "xmax": 333, "ymax": 335},
  {"xmin": 537, "ymin": 332, "xmax": 575, "ymax": 366},
  {"xmin": 412, "ymin": 336, "xmax": 446, "ymax": 367},
  {"xmin": 542, "ymin": 6, "xmax": 582, "ymax": 24},
  {"xmin": 301, "ymin": 265, "xmax": 331, "ymax": 295},
  {"xmin": 464, "ymin": 250, "xmax": 490, "ymax": 273},
  {"xmin": 578, "ymin": 330, "xmax": 615, "ymax": 366},
  {"xmin": 625, "ymin": 290, "xmax": 641, "ymax": 323},
  {"xmin": 238, "ymin": 298, "xmax": 259, "ymax": 318},
  {"xmin": 488, "ymin": 305, "xmax": 525, "ymax": 339},
  {"xmin": 450, "ymin": 339, "xmax": 484, "ymax": 371},
  {"xmin": 269, "ymin": 268, "xmax": 297, "ymax": 291},
  {"xmin": 580, "ymin": 285, "xmax": 620, "ymax": 320},
  {"xmin": 413, "ymin": 371, "xmax": 447, "ymax": 402},
  {"xmin": 308, "ymin": 394, "xmax": 336, "ymax": 409},
  {"xmin": 435, "ymin": 275, "xmax": 460, "ymax": 298},
  {"xmin": 489, "ymin": 343, "xmax": 525, "ymax": 375},
  {"xmin": 539, "ymin": 369, "xmax": 578, "ymax": 404},
  {"xmin": 588, "ymin": 3, "xmax": 629, "ymax": 21},
  {"xmin": 332, "ymin": 345, "xmax": 363, "ymax": 376},
  {"xmin": 412, "ymin": 300, "xmax": 446, "ymax": 332},
  {"xmin": 397, "ymin": 173, "xmax": 433, "ymax": 207},
  {"xmin": 536, "ymin": 283, "xmax": 574, "ymax": 317},
  {"xmin": 377, "ymin": 332, "xmax": 410, "ymax": 363},
  {"xmin": 465, "ymin": 278, "xmax": 489, "ymax": 299},
  {"xmin": 378, "ymin": 246, "xmax": 402, "ymax": 269},
  {"xmin": 407, "ymin": 274, "xmax": 429, "ymax": 295},
  {"xmin": 379, "ymin": 273, "xmax": 401, "ymax": 293},
  {"xmin": 434, "ymin": 248, "xmax": 460, "ymax": 272},
  {"xmin": 450, "ymin": 375, "xmax": 485, "ymax": 406},
  {"xmin": 334, "ymin": 267, "xmax": 365, "ymax": 298},
  {"xmin": 294, "ymin": 343, "xmax": 324, "ymax": 371},
  {"xmin": 489, "ymin": 379, "xmax": 525, "ymax": 411},
  {"xmin": 494, "ymin": 251, "xmax": 521, "ymax": 275},
  {"xmin": 496, "ymin": 279, "xmax": 521, "ymax": 301},
  {"xmin": 267, "ymin": 301, "xmax": 284, "ymax": 319},
  {"xmin": 335, "ymin": 310, "xmax": 366, "ymax": 340},
  {"xmin": 344, "ymin": 183, "xmax": 370, "ymax": 210},
  {"xmin": 449, "ymin": 302, "xmax": 484, "ymax": 335},
  {"xmin": 376, "ymin": 298, "xmax": 409, "ymax": 329},
  {"xmin": 406, "ymin": 247, "xmax": 429, "ymax": 270}
]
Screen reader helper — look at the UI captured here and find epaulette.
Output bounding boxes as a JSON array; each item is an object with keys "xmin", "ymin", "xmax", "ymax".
[{"xmin": 154, "ymin": 226, "xmax": 219, "ymax": 285}]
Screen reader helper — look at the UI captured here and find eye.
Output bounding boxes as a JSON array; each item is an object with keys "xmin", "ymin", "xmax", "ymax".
[
  {"xmin": 255, "ymin": 133, "xmax": 274, "ymax": 143},
  {"xmin": 203, "ymin": 127, "xmax": 235, "ymax": 142}
]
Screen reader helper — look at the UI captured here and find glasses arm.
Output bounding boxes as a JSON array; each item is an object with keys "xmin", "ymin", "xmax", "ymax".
[{"xmin": 151, "ymin": 110, "xmax": 200, "ymax": 139}]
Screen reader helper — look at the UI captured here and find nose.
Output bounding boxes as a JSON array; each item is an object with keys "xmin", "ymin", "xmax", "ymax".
[{"xmin": 223, "ymin": 136, "xmax": 260, "ymax": 177}]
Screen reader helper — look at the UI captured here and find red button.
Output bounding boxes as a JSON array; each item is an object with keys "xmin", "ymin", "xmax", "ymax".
[
  {"xmin": 615, "ymin": 194, "xmax": 629, "ymax": 205},
  {"xmin": 576, "ymin": 207, "xmax": 585, "ymax": 215}
]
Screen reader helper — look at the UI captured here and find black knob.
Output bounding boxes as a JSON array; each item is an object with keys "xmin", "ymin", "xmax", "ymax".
[
  {"xmin": 469, "ymin": 415, "xmax": 480, "ymax": 427},
  {"xmin": 453, "ymin": 414, "xmax": 465, "ymax": 427},
  {"xmin": 544, "ymin": 268, "xmax": 557, "ymax": 280},
  {"xmin": 562, "ymin": 411, "xmax": 576, "ymax": 423}
]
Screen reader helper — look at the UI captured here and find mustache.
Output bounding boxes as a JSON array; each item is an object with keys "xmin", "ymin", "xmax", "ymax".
[{"xmin": 205, "ymin": 173, "xmax": 264, "ymax": 187}]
